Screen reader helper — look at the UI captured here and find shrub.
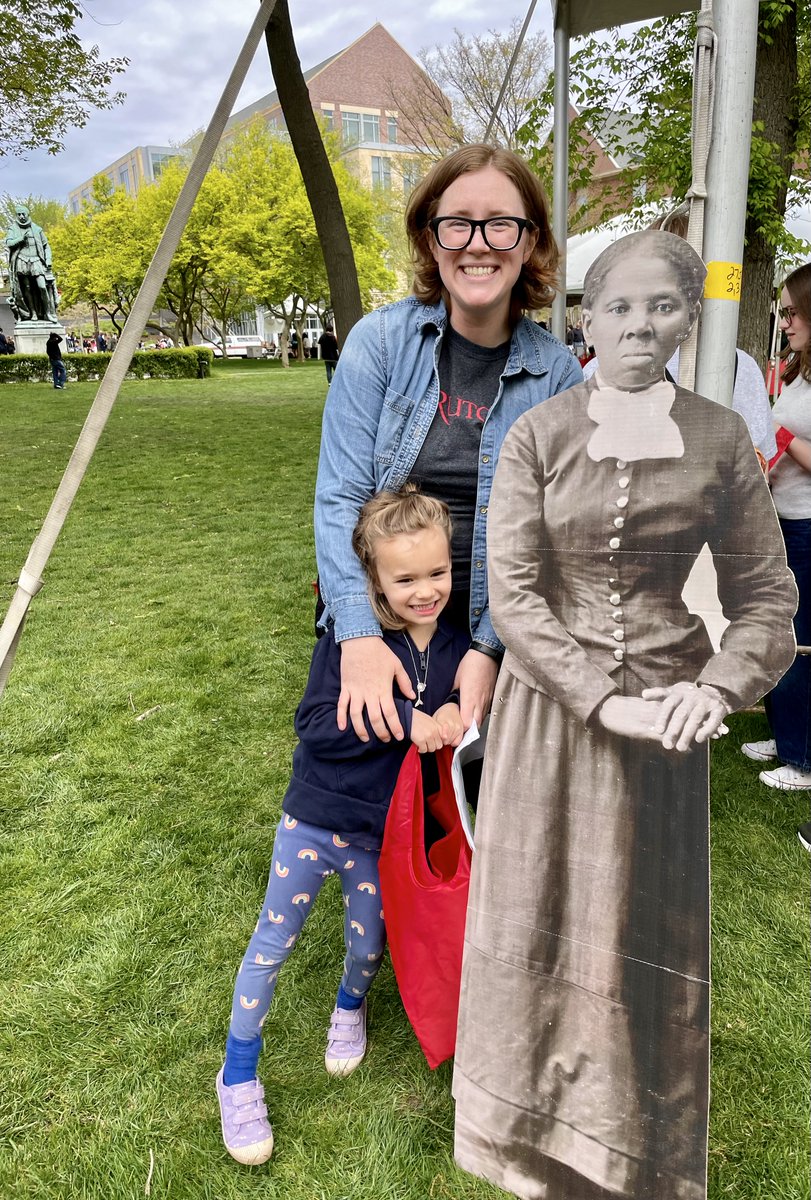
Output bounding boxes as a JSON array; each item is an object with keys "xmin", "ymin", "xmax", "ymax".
[{"xmin": 0, "ymin": 347, "xmax": 212, "ymax": 384}]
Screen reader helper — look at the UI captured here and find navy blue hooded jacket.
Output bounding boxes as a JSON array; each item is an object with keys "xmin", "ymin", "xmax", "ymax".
[{"xmin": 282, "ymin": 617, "xmax": 468, "ymax": 848}]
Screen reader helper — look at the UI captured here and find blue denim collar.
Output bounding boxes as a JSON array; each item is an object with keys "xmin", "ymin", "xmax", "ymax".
[{"xmin": 411, "ymin": 297, "xmax": 552, "ymax": 378}]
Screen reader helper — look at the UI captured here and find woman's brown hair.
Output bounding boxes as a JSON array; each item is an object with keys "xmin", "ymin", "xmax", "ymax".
[
  {"xmin": 405, "ymin": 144, "xmax": 559, "ymax": 321},
  {"xmin": 781, "ymin": 262, "xmax": 811, "ymax": 386},
  {"xmin": 351, "ymin": 487, "xmax": 453, "ymax": 632}
]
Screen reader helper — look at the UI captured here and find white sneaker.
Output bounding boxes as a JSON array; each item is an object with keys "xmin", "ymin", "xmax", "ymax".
[
  {"xmin": 324, "ymin": 999, "xmax": 367, "ymax": 1077},
  {"xmin": 741, "ymin": 739, "xmax": 777, "ymax": 762},
  {"xmin": 759, "ymin": 764, "xmax": 811, "ymax": 791}
]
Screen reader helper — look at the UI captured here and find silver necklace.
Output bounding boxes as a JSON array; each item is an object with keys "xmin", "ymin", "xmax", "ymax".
[{"xmin": 403, "ymin": 633, "xmax": 430, "ymax": 708}]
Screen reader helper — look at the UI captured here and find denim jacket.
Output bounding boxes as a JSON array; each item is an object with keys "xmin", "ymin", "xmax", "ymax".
[{"xmin": 314, "ymin": 296, "xmax": 582, "ymax": 650}]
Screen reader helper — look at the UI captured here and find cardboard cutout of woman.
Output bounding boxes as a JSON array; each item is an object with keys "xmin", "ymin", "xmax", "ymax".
[{"xmin": 453, "ymin": 231, "xmax": 798, "ymax": 1200}]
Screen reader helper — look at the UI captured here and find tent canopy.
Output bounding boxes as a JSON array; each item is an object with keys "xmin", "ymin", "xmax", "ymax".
[{"xmin": 552, "ymin": 0, "xmax": 699, "ymax": 39}]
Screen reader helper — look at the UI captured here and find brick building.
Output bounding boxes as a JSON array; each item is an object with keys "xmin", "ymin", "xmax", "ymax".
[
  {"xmin": 225, "ymin": 22, "xmax": 451, "ymax": 193},
  {"xmin": 566, "ymin": 103, "xmax": 644, "ymax": 230}
]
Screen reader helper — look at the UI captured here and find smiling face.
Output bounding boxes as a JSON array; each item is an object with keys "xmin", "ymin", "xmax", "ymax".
[
  {"xmin": 779, "ymin": 284, "xmax": 811, "ymax": 355},
  {"xmin": 430, "ymin": 165, "xmax": 538, "ymax": 346},
  {"xmin": 582, "ymin": 253, "xmax": 699, "ymax": 389},
  {"xmin": 372, "ymin": 525, "xmax": 452, "ymax": 639}
]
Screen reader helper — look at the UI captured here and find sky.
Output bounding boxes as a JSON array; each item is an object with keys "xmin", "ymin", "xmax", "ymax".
[{"xmin": 0, "ymin": 0, "xmax": 557, "ymax": 204}]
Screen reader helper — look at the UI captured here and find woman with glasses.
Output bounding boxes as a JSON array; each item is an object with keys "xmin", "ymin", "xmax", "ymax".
[
  {"xmin": 742, "ymin": 262, "xmax": 811, "ymax": 806},
  {"xmin": 314, "ymin": 144, "xmax": 581, "ymax": 744}
]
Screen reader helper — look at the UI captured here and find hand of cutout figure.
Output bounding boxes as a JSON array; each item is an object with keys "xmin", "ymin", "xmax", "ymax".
[
  {"xmin": 641, "ymin": 682, "xmax": 730, "ymax": 752},
  {"xmin": 338, "ymin": 636, "xmax": 415, "ymax": 742},
  {"xmin": 410, "ymin": 709, "xmax": 444, "ymax": 754},
  {"xmin": 455, "ymin": 649, "xmax": 499, "ymax": 729},
  {"xmin": 433, "ymin": 702, "xmax": 465, "ymax": 747},
  {"xmin": 597, "ymin": 695, "xmax": 668, "ymax": 741}
]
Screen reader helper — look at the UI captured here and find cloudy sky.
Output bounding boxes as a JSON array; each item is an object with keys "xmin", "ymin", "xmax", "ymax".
[{"xmin": 0, "ymin": 0, "xmax": 557, "ymax": 204}]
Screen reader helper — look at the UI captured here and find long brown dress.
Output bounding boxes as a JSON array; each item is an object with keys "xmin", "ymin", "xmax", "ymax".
[{"xmin": 453, "ymin": 379, "xmax": 797, "ymax": 1200}]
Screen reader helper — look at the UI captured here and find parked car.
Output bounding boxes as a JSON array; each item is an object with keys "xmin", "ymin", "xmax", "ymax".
[{"xmin": 199, "ymin": 335, "xmax": 268, "ymax": 359}]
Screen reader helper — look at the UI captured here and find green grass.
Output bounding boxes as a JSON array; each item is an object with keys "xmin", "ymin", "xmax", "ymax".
[{"xmin": 0, "ymin": 372, "xmax": 807, "ymax": 1199}]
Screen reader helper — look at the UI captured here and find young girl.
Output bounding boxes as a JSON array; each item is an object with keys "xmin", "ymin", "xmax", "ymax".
[{"xmin": 216, "ymin": 488, "xmax": 468, "ymax": 1165}]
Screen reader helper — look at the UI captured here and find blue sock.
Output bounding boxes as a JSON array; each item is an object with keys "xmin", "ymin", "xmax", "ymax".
[
  {"xmin": 336, "ymin": 984, "xmax": 364, "ymax": 1011},
  {"xmin": 223, "ymin": 1031, "xmax": 262, "ymax": 1086}
]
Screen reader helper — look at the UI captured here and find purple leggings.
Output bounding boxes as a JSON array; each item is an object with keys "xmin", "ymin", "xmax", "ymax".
[{"xmin": 229, "ymin": 815, "xmax": 386, "ymax": 1040}]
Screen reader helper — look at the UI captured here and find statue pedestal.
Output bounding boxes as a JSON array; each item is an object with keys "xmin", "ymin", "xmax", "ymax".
[{"xmin": 14, "ymin": 319, "xmax": 64, "ymax": 356}]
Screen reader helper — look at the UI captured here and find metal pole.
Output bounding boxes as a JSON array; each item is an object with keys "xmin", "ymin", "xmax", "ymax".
[
  {"xmin": 551, "ymin": 0, "xmax": 570, "ymax": 342},
  {"xmin": 694, "ymin": 0, "xmax": 759, "ymax": 407},
  {"xmin": 483, "ymin": 0, "xmax": 539, "ymax": 143}
]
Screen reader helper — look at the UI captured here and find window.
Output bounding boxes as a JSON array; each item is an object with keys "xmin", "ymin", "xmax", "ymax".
[
  {"xmin": 362, "ymin": 113, "xmax": 380, "ymax": 142},
  {"xmin": 118, "ymin": 165, "xmax": 130, "ymax": 193},
  {"xmin": 341, "ymin": 111, "xmax": 361, "ymax": 143},
  {"xmin": 371, "ymin": 156, "xmax": 392, "ymax": 190},
  {"xmin": 387, "ymin": 116, "xmax": 398, "ymax": 144},
  {"xmin": 402, "ymin": 161, "xmax": 422, "ymax": 195},
  {"xmin": 322, "ymin": 109, "xmax": 334, "ymax": 130},
  {"xmin": 150, "ymin": 152, "xmax": 175, "ymax": 179}
]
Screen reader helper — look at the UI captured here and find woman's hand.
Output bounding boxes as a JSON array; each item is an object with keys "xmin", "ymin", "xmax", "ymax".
[
  {"xmin": 597, "ymin": 695, "xmax": 666, "ymax": 741},
  {"xmin": 433, "ymin": 702, "xmax": 465, "ymax": 747},
  {"xmin": 410, "ymin": 709, "xmax": 444, "ymax": 754},
  {"xmin": 338, "ymin": 637, "xmax": 415, "ymax": 742},
  {"xmin": 641, "ymin": 682, "xmax": 730, "ymax": 751},
  {"xmin": 455, "ymin": 650, "xmax": 499, "ymax": 729}
]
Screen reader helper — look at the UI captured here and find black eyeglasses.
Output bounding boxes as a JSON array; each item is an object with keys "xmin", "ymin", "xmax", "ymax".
[
  {"xmin": 429, "ymin": 216, "xmax": 535, "ymax": 252},
  {"xmin": 778, "ymin": 305, "xmax": 799, "ymax": 324}
]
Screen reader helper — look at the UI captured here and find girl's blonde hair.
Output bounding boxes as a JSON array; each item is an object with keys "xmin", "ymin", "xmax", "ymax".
[{"xmin": 352, "ymin": 486, "xmax": 453, "ymax": 631}]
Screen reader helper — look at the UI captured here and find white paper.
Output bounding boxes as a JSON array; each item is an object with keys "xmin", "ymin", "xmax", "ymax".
[{"xmin": 451, "ymin": 717, "xmax": 488, "ymax": 851}]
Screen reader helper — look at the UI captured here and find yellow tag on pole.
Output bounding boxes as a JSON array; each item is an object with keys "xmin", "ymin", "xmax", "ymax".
[{"xmin": 704, "ymin": 261, "xmax": 742, "ymax": 302}]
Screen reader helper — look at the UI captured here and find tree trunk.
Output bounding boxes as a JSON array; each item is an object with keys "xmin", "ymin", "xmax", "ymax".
[
  {"xmin": 264, "ymin": 2, "xmax": 364, "ymax": 337},
  {"xmin": 739, "ymin": 2, "xmax": 798, "ymax": 371}
]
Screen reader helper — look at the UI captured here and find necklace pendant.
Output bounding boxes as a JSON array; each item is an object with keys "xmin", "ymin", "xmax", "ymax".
[{"xmin": 414, "ymin": 681, "xmax": 427, "ymax": 708}]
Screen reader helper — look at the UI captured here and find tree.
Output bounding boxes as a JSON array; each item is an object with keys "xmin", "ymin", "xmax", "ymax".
[
  {"xmin": 50, "ymin": 124, "xmax": 393, "ymax": 351},
  {"xmin": 221, "ymin": 124, "xmax": 393, "ymax": 361},
  {"xmin": 519, "ymin": 1, "xmax": 810, "ymax": 365},
  {"xmin": 1, "ymin": 0, "xmax": 127, "ymax": 159},
  {"xmin": 417, "ymin": 20, "xmax": 553, "ymax": 150},
  {"xmin": 50, "ymin": 179, "xmax": 146, "ymax": 332}
]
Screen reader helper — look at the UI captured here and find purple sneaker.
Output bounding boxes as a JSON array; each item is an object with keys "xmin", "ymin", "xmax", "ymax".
[
  {"xmin": 324, "ymin": 999, "xmax": 367, "ymax": 1077},
  {"xmin": 216, "ymin": 1067, "xmax": 274, "ymax": 1165}
]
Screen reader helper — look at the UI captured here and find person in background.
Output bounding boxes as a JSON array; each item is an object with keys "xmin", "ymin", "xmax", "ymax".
[
  {"xmin": 741, "ymin": 262, "xmax": 811, "ymax": 828},
  {"xmin": 317, "ymin": 324, "xmax": 340, "ymax": 383},
  {"xmin": 45, "ymin": 331, "xmax": 67, "ymax": 389}
]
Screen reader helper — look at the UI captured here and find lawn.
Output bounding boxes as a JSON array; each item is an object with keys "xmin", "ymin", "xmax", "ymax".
[{"xmin": 0, "ymin": 367, "xmax": 808, "ymax": 1200}]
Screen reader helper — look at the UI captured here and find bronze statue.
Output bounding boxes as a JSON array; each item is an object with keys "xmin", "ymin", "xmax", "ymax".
[{"xmin": 5, "ymin": 205, "xmax": 59, "ymax": 322}]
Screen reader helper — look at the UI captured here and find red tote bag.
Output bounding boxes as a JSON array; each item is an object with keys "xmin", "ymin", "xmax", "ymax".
[{"xmin": 379, "ymin": 744, "xmax": 472, "ymax": 1069}]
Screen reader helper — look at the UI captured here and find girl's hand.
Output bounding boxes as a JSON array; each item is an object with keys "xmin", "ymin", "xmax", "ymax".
[
  {"xmin": 455, "ymin": 650, "xmax": 499, "ymax": 729},
  {"xmin": 410, "ymin": 709, "xmax": 444, "ymax": 754},
  {"xmin": 597, "ymin": 695, "xmax": 667, "ymax": 741},
  {"xmin": 641, "ymin": 682, "xmax": 730, "ymax": 751},
  {"xmin": 338, "ymin": 637, "xmax": 415, "ymax": 743},
  {"xmin": 433, "ymin": 702, "xmax": 465, "ymax": 747}
]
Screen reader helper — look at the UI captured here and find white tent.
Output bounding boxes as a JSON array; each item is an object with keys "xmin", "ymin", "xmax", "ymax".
[{"xmin": 564, "ymin": 215, "xmax": 641, "ymax": 297}]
